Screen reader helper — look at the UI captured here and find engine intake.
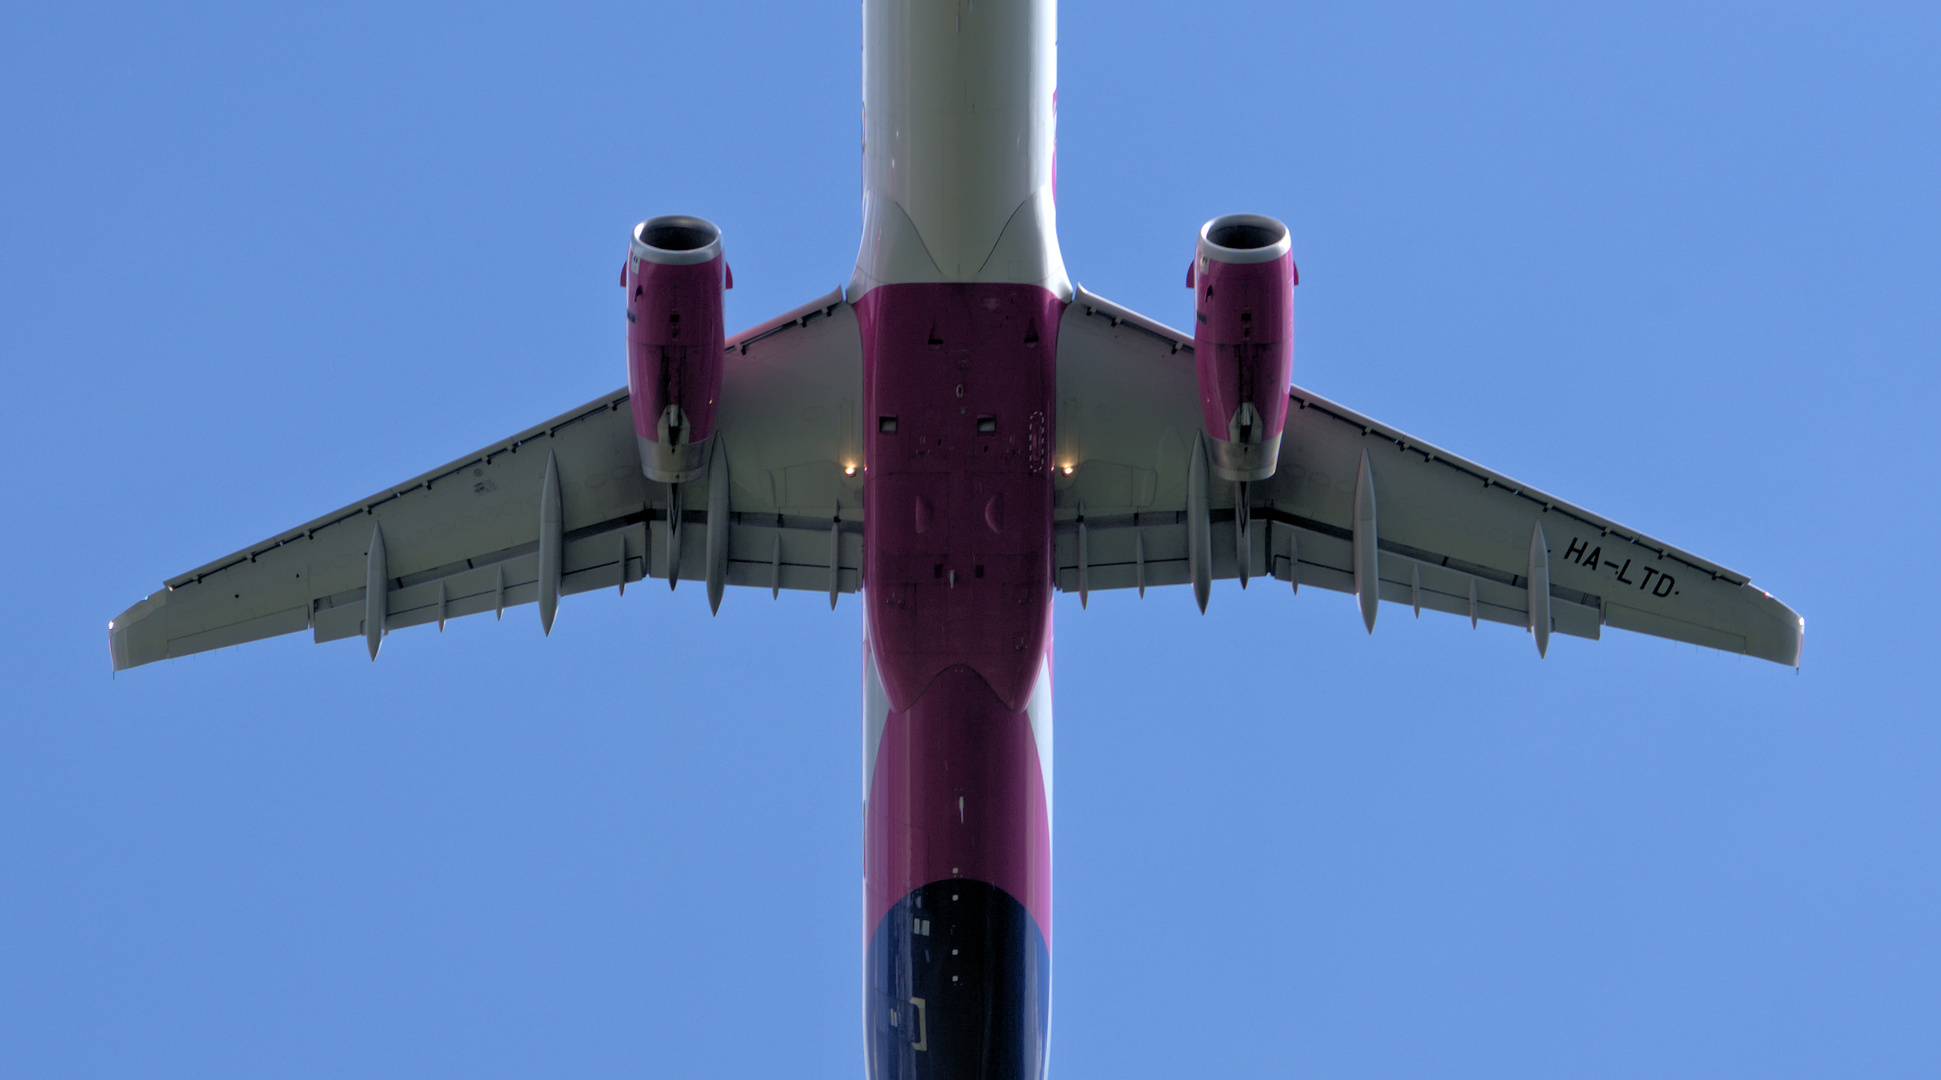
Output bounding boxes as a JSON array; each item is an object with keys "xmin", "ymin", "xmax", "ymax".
[
  {"xmin": 1190, "ymin": 213, "xmax": 1297, "ymax": 482},
  {"xmin": 626, "ymin": 215, "xmax": 730, "ymax": 483}
]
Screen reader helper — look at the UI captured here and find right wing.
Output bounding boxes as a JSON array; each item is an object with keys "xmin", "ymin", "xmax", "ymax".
[
  {"xmin": 109, "ymin": 290, "xmax": 866, "ymax": 671},
  {"xmin": 1051, "ymin": 288, "xmax": 1804, "ymax": 666}
]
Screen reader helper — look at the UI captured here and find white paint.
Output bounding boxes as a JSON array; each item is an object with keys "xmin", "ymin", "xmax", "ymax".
[
  {"xmin": 862, "ymin": 621, "xmax": 893, "ymax": 805},
  {"xmin": 1022, "ymin": 639, "xmax": 1055, "ymax": 834},
  {"xmin": 851, "ymin": 0, "xmax": 1069, "ymax": 299}
]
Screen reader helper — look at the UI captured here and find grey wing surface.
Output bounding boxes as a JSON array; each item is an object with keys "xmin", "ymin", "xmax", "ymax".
[
  {"xmin": 109, "ymin": 290, "xmax": 865, "ymax": 671},
  {"xmin": 1052, "ymin": 287, "xmax": 1804, "ymax": 666}
]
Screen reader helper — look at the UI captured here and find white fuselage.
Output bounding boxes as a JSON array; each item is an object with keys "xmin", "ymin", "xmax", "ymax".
[{"xmin": 851, "ymin": 0, "xmax": 1070, "ymax": 299}]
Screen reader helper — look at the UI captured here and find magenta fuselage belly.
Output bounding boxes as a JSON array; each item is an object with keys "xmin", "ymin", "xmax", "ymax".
[
  {"xmin": 854, "ymin": 1, "xmax": 1065, "ymax": 1075},
  {"xmin": 860, "ymin": 285, "xmax": 1062, "ymax": 716},
  {"xmin": 860, "ymin": 283, "xmax": 1062, "ymax": 1080}
]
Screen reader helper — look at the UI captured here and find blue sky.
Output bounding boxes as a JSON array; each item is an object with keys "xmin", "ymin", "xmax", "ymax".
[{"xmin": 3, "ymin": 1, "xmax": 1936, "ymax": 1076}]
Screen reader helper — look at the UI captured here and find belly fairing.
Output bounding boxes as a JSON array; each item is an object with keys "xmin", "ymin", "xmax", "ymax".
[{"xmin": 857, "ymin": 282, "xmax": 1066, "ymax": 714}]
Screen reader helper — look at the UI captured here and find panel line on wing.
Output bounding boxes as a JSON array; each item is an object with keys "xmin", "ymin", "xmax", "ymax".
[
  {"xmin": 1285, "ymin": 389, "xmax": 1751, "ymax": 589},
  {"xmin": 166, "ymin": 389, "xmax": 637, "ymax": 591}
]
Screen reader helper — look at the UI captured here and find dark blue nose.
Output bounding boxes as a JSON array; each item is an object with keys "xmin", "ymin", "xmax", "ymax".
[{"xmin": 867, "ymin": 879, "xmax": 1050, "ymax": 1080}]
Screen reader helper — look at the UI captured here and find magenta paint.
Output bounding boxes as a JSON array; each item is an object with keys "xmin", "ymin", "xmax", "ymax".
[
  {"xmin": 1192, "ymin": 214, "xmax": 1297, "ymax": 481},
  {"xmin": 864, "ymin": 663, "xmax": 1053, "ymax": 945},
  {"xmin": 626, "ymin": 217, "xmax": 727, "ymax": 481},
  {"xmin": 856, "ymin": 282, "xmax": 1067, "ymax": 715}
]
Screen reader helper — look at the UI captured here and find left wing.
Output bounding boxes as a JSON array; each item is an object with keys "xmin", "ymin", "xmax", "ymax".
[
  {"xmin": 110, "ymin": 290, "xmax": 865, "ymax": 671},
  {"xmin": 1051, "ymin": 288, "xmax": 1804, "ymax": 666}
]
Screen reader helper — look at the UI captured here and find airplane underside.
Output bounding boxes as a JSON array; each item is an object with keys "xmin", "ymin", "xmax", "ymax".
[{"xmin": 106, "ymin": 3, "xmax": 1802, "ymax": 1079}]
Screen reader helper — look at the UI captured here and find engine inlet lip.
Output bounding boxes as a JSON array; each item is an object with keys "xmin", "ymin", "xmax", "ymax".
[
  {"xmin": 1198, "ymin": 213, "xmax": 1291, "ymax": 265},
  {"xmin": 632, "ymin": 215, "xmax": 724, "ymax": 266}
]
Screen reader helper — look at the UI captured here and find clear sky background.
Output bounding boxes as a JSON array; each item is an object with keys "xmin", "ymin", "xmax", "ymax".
[{"xmin": 3, "ymin": 1, "xmax": 1936, "ymax": 1077}]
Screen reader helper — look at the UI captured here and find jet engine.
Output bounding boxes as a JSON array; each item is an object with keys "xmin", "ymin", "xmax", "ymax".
[
  {"xmin": 1189, "ymin": 213, "xmax": 1297, "ymax": 482},
  {"xmin": 625, "ymin": 215, "xmax": 731, "ymax": 483}
]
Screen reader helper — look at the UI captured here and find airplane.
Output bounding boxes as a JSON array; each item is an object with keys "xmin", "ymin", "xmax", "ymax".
[{"xmin": 107, "ymin": 1, "xmax": 1804, "ymax": 1077}]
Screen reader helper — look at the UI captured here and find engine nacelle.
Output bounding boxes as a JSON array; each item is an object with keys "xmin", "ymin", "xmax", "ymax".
[
  {"xmin": 1190, "ymin": 213, "xmax": 1297, "ymax": 482},
  {"xmin": 626, "ymin": 215, "xmax": 730, "ymax": 483}
]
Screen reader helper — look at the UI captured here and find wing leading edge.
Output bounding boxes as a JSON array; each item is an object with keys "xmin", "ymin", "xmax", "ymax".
[
  {"xmin": 1051, "ymin": 287, "xmax": 1803, "ymax": 666},
  {"xmin": 110, "ymin": 290, "xmax": 867, "ymax": 671}
]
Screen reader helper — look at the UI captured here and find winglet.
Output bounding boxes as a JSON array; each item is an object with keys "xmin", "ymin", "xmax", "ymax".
[{"xmin": 108, "ymin": 592, "xmax": 168, "ymax": 672}]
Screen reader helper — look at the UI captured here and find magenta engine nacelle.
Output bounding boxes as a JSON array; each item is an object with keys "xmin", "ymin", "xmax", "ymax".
[
  {"xmin": 625, "ymin": 215, "xmax": 730, "ymax": 484},
  {"xmin": 1191, "ymin": 213, "xmax": 1297, "ymax": 482}
]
